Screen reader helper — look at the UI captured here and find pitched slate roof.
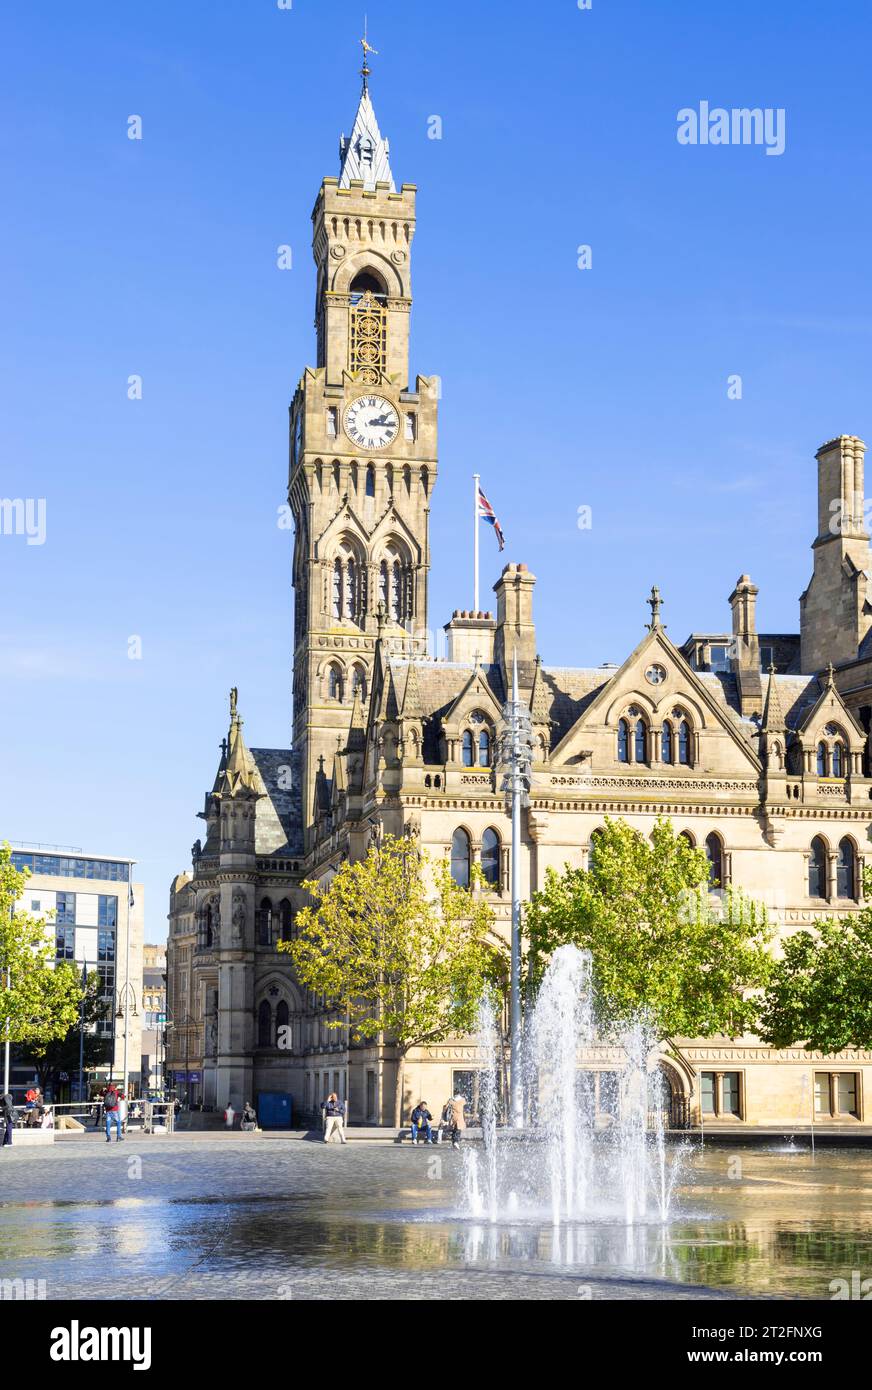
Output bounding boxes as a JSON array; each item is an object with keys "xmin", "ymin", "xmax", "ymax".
[{"xmin": 249, "ymin": 748, "xmax": 303, "ymax": 857}]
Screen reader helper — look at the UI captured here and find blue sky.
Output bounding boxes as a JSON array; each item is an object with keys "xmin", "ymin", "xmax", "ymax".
[{"xmin": 2, "ymin": 1, "xmax": 871, "ymax": 940}]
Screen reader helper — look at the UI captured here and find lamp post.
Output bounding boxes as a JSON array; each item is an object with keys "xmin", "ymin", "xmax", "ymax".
[
  {"xmin": 166, "ymin": 1010, "xmax": 196, "ymax": 1105},
  {"xmin": 498, "ymin": 650, "xmax": 533, "ymax": 1129},
  {"xmin": 4, "ymin": 901, "xmax": 12, "ymax": 1095},
  {"xmin": 114, "ymin": 982, "xmax": 138, "ymax": 1097}
]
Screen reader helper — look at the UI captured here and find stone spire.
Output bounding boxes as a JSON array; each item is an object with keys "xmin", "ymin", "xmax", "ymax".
[
  {"xmin": 761, "ymin": 664, "xmax": 786, "ymax": 733},
  {"xmin": 529, "ymin": 653, "xmax": 550, "ymax": 726},
  {"xmin": 217, "ymin": 690, "xmax": 259, "ymax": 798},
  {"xmin": 339, "ymin": 86, "xmax": 394, "ymax": 191},
  {"xmin": 400, "ymin": 659, "xmax": 424, "ymax": 720}
]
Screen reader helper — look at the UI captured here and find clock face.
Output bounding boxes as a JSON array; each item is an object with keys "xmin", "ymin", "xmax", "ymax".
[{"xmin": 344, "ymin": 395, "xmax": 399, "ymax": 452}]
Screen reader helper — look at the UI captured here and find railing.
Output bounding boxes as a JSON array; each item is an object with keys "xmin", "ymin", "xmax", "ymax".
[{"xmin": 19, "ymin": 1101, "xmax": 176, "ymax": 1134}]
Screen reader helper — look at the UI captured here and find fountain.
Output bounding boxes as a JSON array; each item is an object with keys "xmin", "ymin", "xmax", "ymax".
[{"xmin": 463, "ymin": 944, "xmax": 685, "ymax": 1225}]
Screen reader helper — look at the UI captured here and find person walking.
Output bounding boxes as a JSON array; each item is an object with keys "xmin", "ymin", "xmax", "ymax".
[
  {"xmin": 224, "ymin": 1102, "xmax": 236, "ymax": 1130},
  {"xmin": 323, "ymin": 1093, "xmax": 347, "ymax": 1144},
  {"xmin": 0, "ymin": 1092, "xmax": 16, "ymax": 1148},
  {"xmin": 446, "ymin": 1094, "xmax": 467, "ymax": 1149},
  {"xmin": 410, "ymin": 1101, "xmax": 434, "ymax": 1145},
  {"xmin": 118, "ymin": 1090, "xmax": 129, "ymax": 1134},
  {"xmin": 103, "ymin": 1085, "xmax": 122, "ymax": 1143}
]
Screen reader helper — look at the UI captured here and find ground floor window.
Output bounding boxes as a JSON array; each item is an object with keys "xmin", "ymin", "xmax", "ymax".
[
  {"xmin": 815, "ymin": 1071, "xmax": 859, "ymax": 1118},
  {"xmin": 366, "ymin": 1070, "xmax": 377, "ymax": 1122},
  {"xmin": 701, "ymin": 1070, "xmax": 742, "ymax": 1118},
  {"xmin": 452, "ymin": 1069, "xmax": 501, "ymax": 1124},
  {"xmin": 575, "ymin": 1070, "xmax": 620, "ymax": 1119}
]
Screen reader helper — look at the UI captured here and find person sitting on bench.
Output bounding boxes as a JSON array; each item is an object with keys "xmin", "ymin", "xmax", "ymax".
[{"xmin": 410, "ymin": 1101, "xmax": 434, "ymax": 1145}]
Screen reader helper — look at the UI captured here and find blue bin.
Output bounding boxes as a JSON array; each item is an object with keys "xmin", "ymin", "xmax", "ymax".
[{"xmin": 256, "ymin": 1091, "xmax": 293, "ymax": 1130}]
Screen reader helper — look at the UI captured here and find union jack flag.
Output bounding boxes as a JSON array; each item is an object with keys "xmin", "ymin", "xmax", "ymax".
[{"xmin": 477, "ymin": 485, "xmax": 505, "ymax": 551}]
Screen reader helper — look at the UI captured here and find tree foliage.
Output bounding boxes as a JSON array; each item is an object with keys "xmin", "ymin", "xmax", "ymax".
[
  {"xmin": 526, "ymin": 817, "xmax": 771, "ymax": 1038},
  {"xmin": 759, "ymin": 874, "xmax": 872, "ymax": 1051},
  {"xmin": 279, "ymin": 834, "xmax": 503, "ymax": 1124},
  {"xmin": 0, "ymin": 844, "xmax": 84, "ymax": 1051}
]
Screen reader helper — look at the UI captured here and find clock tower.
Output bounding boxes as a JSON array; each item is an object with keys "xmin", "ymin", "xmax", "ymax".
[{"xmin": 289, "ymin": 65, "xmax": 439, "ymax": 841}]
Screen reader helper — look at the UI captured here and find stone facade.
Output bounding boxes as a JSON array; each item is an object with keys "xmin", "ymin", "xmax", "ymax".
[{"xmin": 167, "ymin": 79, "xmax": 872, "ymax": 1132}]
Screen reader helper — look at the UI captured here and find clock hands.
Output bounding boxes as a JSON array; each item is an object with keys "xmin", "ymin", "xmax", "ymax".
[{"xmin": 366, "ymin": 413, "xmax": 394, "ymax": 428}]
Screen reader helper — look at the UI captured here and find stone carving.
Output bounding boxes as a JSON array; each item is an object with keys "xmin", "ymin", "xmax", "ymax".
[{"xmin": 231, "ymin": 892, "xmax": 246, "ymax": 943}]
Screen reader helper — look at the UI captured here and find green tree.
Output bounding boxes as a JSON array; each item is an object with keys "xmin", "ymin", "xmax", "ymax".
[
  {"xmin": 279, "ymin": 834, "xmax": 503, "ymax": 1126},
  {"xmin": 22, "ymin": 969, "xmax": 111, "ymax": 1095},
  {"xmin": 0, "ymin": 844, "xmax": 84, "ymax": 1060},
  {"xmin": 759, "ymin": 875, "xmax": 872, "ymax": 1050},
  {"xmin": 526, "ymin": 817, "xmax": 771, "ymax": 1038}
]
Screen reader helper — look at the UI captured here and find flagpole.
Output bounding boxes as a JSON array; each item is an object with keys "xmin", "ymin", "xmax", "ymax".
[{"xmin": 473, "ymin": 472, "xmax": 480, "ymax": 612}]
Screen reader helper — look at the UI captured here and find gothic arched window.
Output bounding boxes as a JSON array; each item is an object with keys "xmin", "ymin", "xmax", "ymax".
[
  {"xmin": 365, "ymin": 465, "xmax": 375, "ymax": 498},
  {"xmin": 588, "ymin": 827, "xmax": 605, "ymax": 870},
  {"xmin": 809, "ymin": 836, "xmax": 827, "ymax": 899},
  {"xmin": 351, "ymin": 666, "xmax": 367, "ymax": 702},
  {"xmin": 462, "ymin": 731, "xmax": 474, "ymax": 767},
  {"xmin": 278, "ymin": 899, "xmax": 293, "ymax": 943},
  {"xmin": 328, "ymin": 665, "xmax": 343, "ymax": 701},
  {"xmin": 478, "ymin": 730, "xmax": 491, "ymax": 767},
  {"xmin": 275, "ymin": 1000, "xmax": 290, "ymax": 1048},
  {"xmin": 832, "ymin": 742, "xmax": 844, "ymax": 778},
  {"xmin": 451, "ymin": 828, "xmax": 471, "ymax": 888},
  {"xmin": 837, "ymin": 838, "xmax": 855, "ymax": 899},
  {"xmin": 332, "ymin": 558, "xmax": 342, "ymax": 620},
  {"xmin": 817, "ymin": 742, "xmax": 828, "ymax": 777},
  {"xmin": 634, "ymin": 718, "xmax": 647, "ymax": 763},
  {"xmin": 344, "ymin": 557, "xmax": 357, "ymax": 620},
  {"xmin": 661, "ymin": 721, "xmax": 673, "ymax": 763},
  {"xmin": 256, "ymin": 898, "xmax": 272, "ymax": 947},
  {"xmin": 481, "ymin": 828, "xmax": 500, "ymax": 887},
  {"xmin": 617, "ymin": 719, "xmax": 629, "ymax": 763},
  {"xmin": 390, "ymin": 560, "xmax": 402, "ymax": 622},
  {"xmin": 257, "ymin": 1000, "xmax": 271, "ymax": 1049},
  {"xmin": 678, "ymin": 720, "xmax": 691, "ymax": 766},
  {"xmin": 705, "ymin": 833, "xmax": 723, "ymax": 889}
]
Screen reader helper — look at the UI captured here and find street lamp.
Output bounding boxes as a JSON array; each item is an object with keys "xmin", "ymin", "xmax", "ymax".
[
  {"xmin": 166, "ymin": 1011, "xmax": 196, "ymax": 1106},
  {"xmin": 497, "ymin": 649, "xmax": 533, "ymax": 1129},
  {"xmin": 114, "ymin": 981, "xmax": 138, "ymax": 1096}
]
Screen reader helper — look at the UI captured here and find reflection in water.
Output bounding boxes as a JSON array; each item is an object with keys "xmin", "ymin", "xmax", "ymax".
[{"xmin": 1, "ymin": 1143, "xmax": 871, "ymax": 1299}]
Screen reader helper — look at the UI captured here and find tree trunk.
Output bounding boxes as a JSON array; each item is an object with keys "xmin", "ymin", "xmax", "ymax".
[{"xmin": 393, "ymin": 1051, "xmax": 406, "ymax": 1129}]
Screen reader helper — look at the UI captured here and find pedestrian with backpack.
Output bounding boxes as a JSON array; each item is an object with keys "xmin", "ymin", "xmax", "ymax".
[{"xmin": 103, "ymin": 1084, "xmax": 122, "ymax": 1143}]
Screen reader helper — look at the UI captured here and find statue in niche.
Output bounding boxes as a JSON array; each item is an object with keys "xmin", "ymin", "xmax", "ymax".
[{"xmin": 232, "ymin": 892, "xmax": 246, "ymax": 943}]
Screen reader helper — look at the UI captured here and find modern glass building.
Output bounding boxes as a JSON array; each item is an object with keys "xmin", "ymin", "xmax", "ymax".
[{"xmin": 8, "ymin": 845, "xmax": 144, "ymax": 1101}]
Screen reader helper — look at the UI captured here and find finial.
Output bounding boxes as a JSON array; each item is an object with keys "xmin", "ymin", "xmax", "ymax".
[
  {"xmin": 647, "ymin": 585, "xmax": 663, "ymax": 630},
  {"xmin": 220, "ymin": 737, "xmax": 228, "ymax": 759},
  {"xmin": 229, "ymin": 686, "xmax": 238, "ymax": 718},
  {"xmin": 359, "ymin": 15, "xmax": 378, "ymax": 90},
  {"xmin": 375, "ymin": 599, "xmax": 386, "ymax": 637},
  {"xmin": 318, "ymin": 755, "xmax": 325, "ymax": 773},
  {"xmin": 826, "ymin": 662, "xmax": 835, "ymax": 689},
  {"xmin": 472, "ymin": 648, "xmax": 482, "ymax": 669}
]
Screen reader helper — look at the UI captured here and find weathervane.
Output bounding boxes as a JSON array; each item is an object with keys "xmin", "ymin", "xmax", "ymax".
[{"xmin": 360, "ymin": 15, "xmax": 378, "ymax": 89}]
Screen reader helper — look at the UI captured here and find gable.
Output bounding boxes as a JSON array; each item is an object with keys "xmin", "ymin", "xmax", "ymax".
[{"xmin": 549, "ymin": 626, "xmax": 762, "ymax": 775}]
